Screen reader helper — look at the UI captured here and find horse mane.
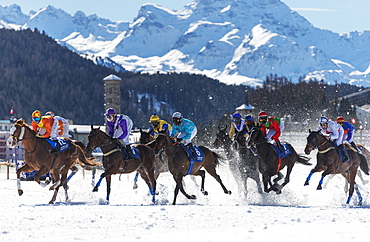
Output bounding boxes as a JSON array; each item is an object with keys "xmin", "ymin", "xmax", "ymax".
[{"xmin": 15, "ymin": 118, "xmax": 36, "ymax": 135}]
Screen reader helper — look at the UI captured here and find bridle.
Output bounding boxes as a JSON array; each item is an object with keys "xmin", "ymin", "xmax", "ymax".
[{"xmin": 9, "ymin": 122, "xmax": 38, "ymax": 153}]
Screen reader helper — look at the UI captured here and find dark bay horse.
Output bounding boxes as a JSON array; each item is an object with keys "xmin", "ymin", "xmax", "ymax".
[
  {"xmin": 304, "ymin": 130, "xmax": 369, "ymax": 205},
  {"xmin": 246, "ymin": 126, "xmax": 311, "ymax": 194},
  {"xmin": 154, "ymin": 131, "xmax": 231, "ymax": 205},
  {"xmin": 131, "ymin": 129, "xmax": 168, "ymax": 190},
  {"xmin": 7, "ymin": 119, "xmax": 99, "ymax": 204},
  {"xmin": 85, "ymin": 126, "xmax": 157, "ymax": 204},
  {"xmin": 213, "ymin": 125, "xmax": 263, "ymax": 196}
]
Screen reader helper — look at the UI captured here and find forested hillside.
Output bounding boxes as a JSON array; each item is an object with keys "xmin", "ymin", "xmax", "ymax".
[{"xmin": 0, "ymin": 29, "xmax": 246, "ymax": 126}]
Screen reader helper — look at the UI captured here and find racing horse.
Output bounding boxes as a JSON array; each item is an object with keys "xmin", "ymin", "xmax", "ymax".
[
  {"xmin": 247, "ymin": 126, "xmax": 311, "ymax": 194},
  {"xmin": 154, "ymin": 131, "xmax": 231, "ymax": 205},
  {"xmin": 213, "ymin": 125, "xmax": 263, "ymax": 196},
  {"xmin": 304, "ymin": 130, "xmax": 369, "ymax": 205},
  {"xmin": 85, "ymin": 126, "xmax": 157, "ymax": 203},
  {"xmin": 131, "ymin": 129, "xmax": 168, "ymax": 189},
  {"xmin": 7, "ymin": 119, "xmax": 99, "ymax": 204}
]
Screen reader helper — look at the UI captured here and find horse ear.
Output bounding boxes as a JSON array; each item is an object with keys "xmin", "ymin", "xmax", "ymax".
[
  {"xmin": 140, "ymin": 128, "xmax": 143, "ymax": 133},
  {"xmin": 91, "ymin": 125, "xmax": 94, "ymax": 130},
  {"xmin": 309, "ymin": 129, "xmax": 311, "ymax": 133}
]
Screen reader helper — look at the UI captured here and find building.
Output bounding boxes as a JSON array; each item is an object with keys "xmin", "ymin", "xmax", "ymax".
[{"xmin": 0, "ymin": 120, "xmax": 24, "ymax": 162}]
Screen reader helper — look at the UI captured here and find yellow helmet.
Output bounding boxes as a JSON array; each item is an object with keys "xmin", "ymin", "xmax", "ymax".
[
  {"xmin": 149, "ymin": 113, "xmax": 160, "ymax": 123},
  {"xmin": 32, "ymin": 110, "xmax": 41, "ymax": 118}
]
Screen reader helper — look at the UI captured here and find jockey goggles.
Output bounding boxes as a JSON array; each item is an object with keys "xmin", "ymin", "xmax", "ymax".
[
  {"xmin": 106, "ymin": 114, "xmax": 115, "ymax": 121},
  {"xmin": 32, "ymin": 117, "xmax": 41, "ymax": 123},
  {"xmin": 232, "ymin": 118, "xmax": 240, "ymax": 122}
]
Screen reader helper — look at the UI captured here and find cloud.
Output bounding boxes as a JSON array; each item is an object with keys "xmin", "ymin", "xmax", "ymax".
[{"xmin": 292, "ymin": 8, "xmax": 336, "ymax": 12}]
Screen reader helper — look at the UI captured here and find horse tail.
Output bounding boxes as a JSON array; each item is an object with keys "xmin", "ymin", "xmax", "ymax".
[
  {"xmin": 211, "ymin": 150, "xmax": 225, "ymax": 166},
  {"xmin": 297, "ymin": 154, "xmax": 312, "ymax": 166},
  {"xmin": 76, "ymin": 145, "xmax": 100, "ymax": 167},
  {"xmin": 359, "ymin": 154, "xmax": 370, "ymax": 175}
]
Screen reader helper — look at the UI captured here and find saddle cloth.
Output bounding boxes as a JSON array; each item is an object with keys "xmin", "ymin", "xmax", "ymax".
[
  {"xmin": 180, "ymin": 144, "xmax": 204, "ymax": 175},
  {"xmin": 271, "ymin": 143, "xmax": 292, "ymax": 159},
  {"xmin": 122, "ymin": 146, "xmax": 140, "ymax": 160},
  {"xmin": 45, "ymin": 137, "xmax": 70, "ymax": 152}
]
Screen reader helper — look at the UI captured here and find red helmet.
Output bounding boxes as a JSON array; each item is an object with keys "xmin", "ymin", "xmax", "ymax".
[
  {"xmin": 258, "ymin": 111, "xmax": 268, "ymax": 117},
  {"xmin": 336, "ymin": 116, "xmax": 345, "ymax": 123}
]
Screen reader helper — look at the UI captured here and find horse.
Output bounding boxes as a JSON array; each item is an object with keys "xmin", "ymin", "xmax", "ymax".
[
  {"xmin": 131, "ymin": 129, "xmax": 168, "ymax": 190},
  {"xmin": 154, "ymin": 131, "xmax": 231, "ymax": 205},
  {"xmin": 85, "ymin": 126, "xmax": 157, "ymax": 204},
  {"xmin": 246, "ymin": 126, "xmax": 311, "ymax": 194},
  {"xmin": 213, "ymin": 125, "xmax": 263, "ymax": 196},
  {"xmin": 304, "ymin": 130, "xmax": 369, "ymax": 205},
  {"xmin": 6, "ymin": 119, "xmax": 99, "ymax": 204}
]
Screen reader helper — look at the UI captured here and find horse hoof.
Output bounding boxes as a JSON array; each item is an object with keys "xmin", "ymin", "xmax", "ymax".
[
  {"xmin": 92, "ymin": 187, "xmax": 98, "ymax": 192},
  {"xmin": 276, "ymin": 190, "xmax": 282, "ymax": 195},
  {"xmin": 18, "ymin": 190, "xmax": 23, "ymax": 196},
  {"xmin": 227, "ymin": 190, "xmax": 232, "ymax": 195},
  {"xmin": 133, "ymin": 184, "xmax": 138, "ymax": 189},
  {"xmin": 317, "ymin": 184, "xmax": 322, "ymax": 190},
  {"xmin": 304, "ymin": 180, "xmax": 309, "ymax": 186},
  {"xmin": 190, "ymin": 195, "xmax": 197, "ymax": 199},
  {"xmin": 49, "ymin": 201, "xmax": 54, "ymax": 204},
  {"xmin": 202, "ymin": 191, "xmax": 208, "ymax": 196}
]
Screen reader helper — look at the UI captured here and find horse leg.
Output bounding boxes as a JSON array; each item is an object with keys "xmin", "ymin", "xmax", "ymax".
[
  {"xmin": 173, "ymin": 174, "xmax": 196, "ymax": 205},
  {"xmin": 67, "ymin": 166, "xmax": 78, "ymax": 182},
  {"xmin": 49, "ymin": 185, "xmax": 60, "ymax": 204},
  {"xmin": 345, "ymin": 168, "xmax": 359, "ymax": 205},
  {"xmin": 91, "ymin": 167, "xmax": 96, "ymax": 187},
  {"xmin": 34, "ymin": 166, "xmax": 51, "ymax": 187},
  {"xmin": 262, "ymin": 174, "xmax": 272, "ymax": 193},
  {"xmin": 105, "ymin": 175, "xmax": 112, "ymax": 203},
  {"xmin": 137, "ymin": 169, "xmax": 157, "ymax": 203},
  {"xmin": 276, "ymin": 165, "xmax": 293, "ymax": 194},
  {"xmin": 354, "ymin": 183, "xmax": 363, "ymax": 206},
  {"xmin": 63, "ymin": 181, "xmax": 69, "ymax": 202},
  {"xmin": 93, "ymin": 168, "xmax": 115, "ymax": 192},
  {"xmin": 192, "ymin": 170, "xmax": 208, "ymax": 195},
  {"xmin": 16, "ymin": 163, "xmax": 34, "ymax": 196},
  {"xmin": 203, "ymin": 166, "xmax": 231, "ymax": 194},
  {"xmin": 272, "ymin": 172, "xmax": 284, "ymax": 192},
  {"xmin": 133, "ymin": 172, "xmax": 140, "ymax": 189}
]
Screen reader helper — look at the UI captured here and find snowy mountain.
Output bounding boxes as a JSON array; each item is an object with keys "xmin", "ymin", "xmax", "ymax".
[{"xmin": 1, "ymin": 0, "xmax": 370, "ymax": 87}]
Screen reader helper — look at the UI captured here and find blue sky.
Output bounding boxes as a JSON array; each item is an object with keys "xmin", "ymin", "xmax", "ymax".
[{"xmin": 0, "ymin": 0, "xmax": 369, "ymax": 33}]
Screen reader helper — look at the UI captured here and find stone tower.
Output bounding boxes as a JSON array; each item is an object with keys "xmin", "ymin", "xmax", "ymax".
[{"xmin": 103, "ymin": 74, "xmax": 122, "ymax": 114}]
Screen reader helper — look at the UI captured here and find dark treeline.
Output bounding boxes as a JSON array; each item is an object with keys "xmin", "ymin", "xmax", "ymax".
[{"xmin": 0, "ymin": 28, "xmax": 245, "ymax": 127}]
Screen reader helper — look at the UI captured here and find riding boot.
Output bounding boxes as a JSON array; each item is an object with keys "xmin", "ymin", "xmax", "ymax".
[
  {"xmin": 125, "ymin": 144, "xmax": 133, "ymax": 159},
  {"xmin": 276, "ymin": 141, "xmax": 283, "ymax": 153},
  {"xmin": 187, "ymin": 143, "xmax": 197, "ymax": 158},
  {"xmin": 339, "ymin": 144, "xmax": 350, "ymax": 162},
  {"xmin": 50, "ymin": 140, "xmax": 60, "ymax": 155},
  {"xmin": 351, "ymin": 141, "xmax": 363, "ymax": 155}
]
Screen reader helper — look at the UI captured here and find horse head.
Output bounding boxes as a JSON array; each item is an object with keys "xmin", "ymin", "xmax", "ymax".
[
  {"xmin": 213, "ymin": 124, "xmax": 231, "ymax": 149},
  {"xmin": 153, "ymin": 130, "xmax": 173, "ymax": 154},
  {"xmin": 86, "ymin": 126, "xmax": 108, "ymax": 154},
  {"xmin": 304, "ymin": 129, "xmax": 330, "ymax": 155},
  {"xmin": 7, "ymin": 119, "xmax": 34, "ymax": 148},
  {"xmin": 139, "ymin": 128, "xmax": 153, "ymax": 144},
  {"xmin": 246, "ymin": 126, "xmax": 264, "ymax": 147}
]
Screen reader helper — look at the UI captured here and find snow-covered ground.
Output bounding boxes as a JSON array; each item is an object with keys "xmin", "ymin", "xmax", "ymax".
[{"xmin": 1, "ymin": 133, "xmax": 370, "ymax": 241}]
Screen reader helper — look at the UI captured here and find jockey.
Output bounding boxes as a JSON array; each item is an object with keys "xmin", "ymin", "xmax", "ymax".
[
  {"xmin": 105, "ymin": 108, "xmax": 134, "ymax": 159},
  {"xmin": 244, "ymin": 114, "xmax": 258, "ymax": 135},
  {"xmin": 318, "ymin": 116, "xmax": 349, "ymax": 162},
  {"xmin": 45, "ymin": 111, "xmax": 70, "ymax": 138},
  {"xmin": 32, "ymin": 110, "xmax": 62, "ymax": 154},
  {"xmin": 257, "ymin": 111, "xmax": 284, "ymax": 152},
  {"xmin": 336, "ymin": 116, "xmax": 359, "ymax": 151},
  {"xmin": 148, "ymin": 112, "xmax": 172, "ymax": 136},
  {"xmin": 170, "ymin": 112, "xmax": 197, "ymax": 157},
  {"xmin": 229, "ymin": 112, "xmax": 247, "ymax": 139}
]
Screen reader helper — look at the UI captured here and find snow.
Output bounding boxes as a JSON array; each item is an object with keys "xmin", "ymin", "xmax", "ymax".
[{"xmin": 1, "ymin": 133, "xmax": 370, "ymax": 241}]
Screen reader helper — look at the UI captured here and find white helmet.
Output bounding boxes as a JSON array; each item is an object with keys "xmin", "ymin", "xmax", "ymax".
[
  {"xmin": 172, "ymin": 112, "xmax": 182, "ymax": 119},
  {"xmin": 319, "ymin": 116, "xmax": 329, "ymax": 126}
]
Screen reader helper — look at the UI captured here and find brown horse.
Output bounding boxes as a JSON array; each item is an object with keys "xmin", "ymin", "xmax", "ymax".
[
  {"xmin": 304, "ymin": 130, "xmax": 369, "ymax": 205},
  {"xmin": 7, "ymin": 119, "xmax": 99, "ymax": 204},
  {"xmin": 246, "ymin": 126, "xmax": 311, "ymax": 194},
  {"xmin": 85, "ymin": 126, "xmax": 157, "ymax": 204},
  {"xmin": 154, "ymin": 131, "xmax": 231, "ymax": 205},
  {"xmin": 132, "ymin": 129, "xmax": 168, "ymax": 190}
]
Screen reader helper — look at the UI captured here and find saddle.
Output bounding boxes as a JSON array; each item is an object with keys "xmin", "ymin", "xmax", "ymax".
[{"xmin": 120, "ymin": 146, "xmax": 140, "ymax": 160}]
